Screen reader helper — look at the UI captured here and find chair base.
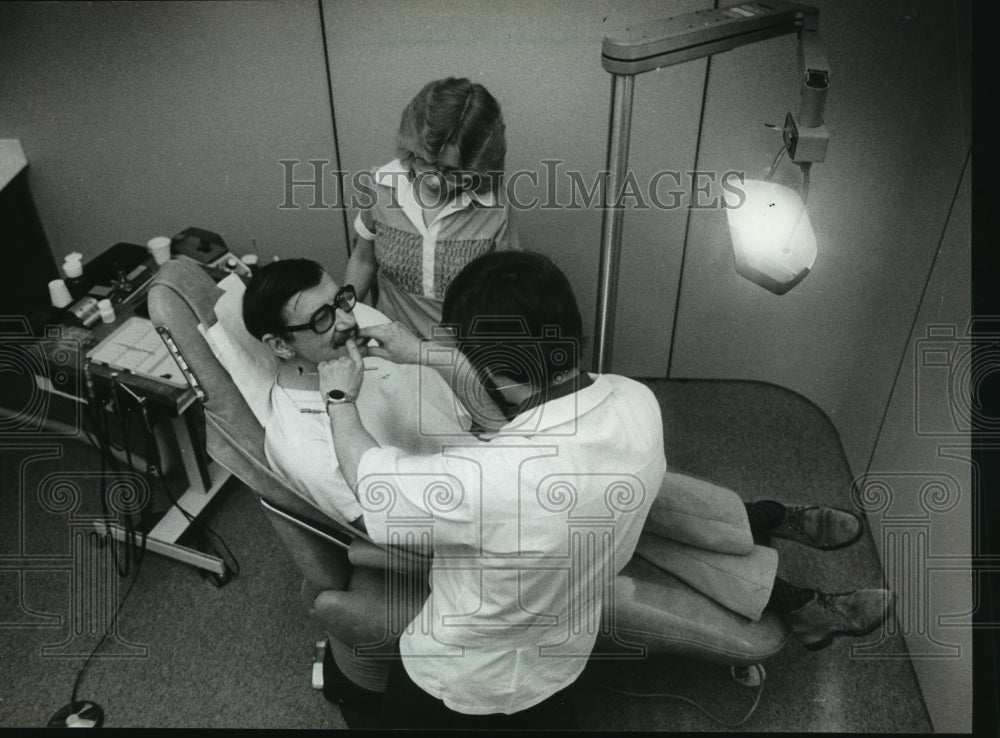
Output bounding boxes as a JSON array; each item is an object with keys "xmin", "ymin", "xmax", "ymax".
[{"xmin": 322, "ymin": 641, "xmax": 382, "ymax": 729}]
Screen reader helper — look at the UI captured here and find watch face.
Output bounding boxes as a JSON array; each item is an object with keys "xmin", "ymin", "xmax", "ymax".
[{"xmin": 327, "ymin": 390, "xmax": 346, "ymax": 401}]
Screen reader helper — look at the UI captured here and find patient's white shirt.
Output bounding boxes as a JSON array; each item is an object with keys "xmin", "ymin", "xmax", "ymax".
[{"xmin": 264, "ymin": 356, "xmax": 473, "ymax": 523}]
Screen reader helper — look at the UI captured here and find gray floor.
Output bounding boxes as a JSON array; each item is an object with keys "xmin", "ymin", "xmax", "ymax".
[{"xmin": 0, "ymin": 379, "xmax": 933, "ymax": 730}]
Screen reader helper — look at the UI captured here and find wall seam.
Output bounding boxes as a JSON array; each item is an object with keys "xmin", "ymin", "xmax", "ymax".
[
  {"xmin": 317, "ymin": 0, "xmax": 350, "ymax": 254},
  {"xmin": 861, "ymin": 146, "xmax": 972, "ymax": 483},
  {"xmin": 666, "ymin": 0, "xmax": 720, "ymax": 380}
]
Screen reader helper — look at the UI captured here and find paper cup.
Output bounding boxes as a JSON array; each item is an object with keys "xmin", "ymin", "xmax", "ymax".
[
  {"xmin": 148, "ymin": 236, "xmax": 172, "ymax": 265},
  {"xmin": 48, "ymin": 279, "xmax": 73, "ymax": 308}
]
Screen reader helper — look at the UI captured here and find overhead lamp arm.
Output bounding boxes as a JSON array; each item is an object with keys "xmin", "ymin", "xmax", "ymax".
[
  {"xmin": 593, "ymin": 1, "xmax": 824, "ymax": 373},
  {"xmin": 600, "ymin": 1, "xmax": 816, "ymax": 74}
]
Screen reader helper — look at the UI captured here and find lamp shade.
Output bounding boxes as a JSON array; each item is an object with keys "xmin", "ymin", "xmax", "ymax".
[{"xmin": 726, "ymin": 179, "xmax": 816, "ymax": 295}]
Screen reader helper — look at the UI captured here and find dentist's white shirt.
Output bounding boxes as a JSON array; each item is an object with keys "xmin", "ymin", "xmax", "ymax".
[{"xmin": 358, "ymin": 373, "xmax": 666, "ymax": 715}]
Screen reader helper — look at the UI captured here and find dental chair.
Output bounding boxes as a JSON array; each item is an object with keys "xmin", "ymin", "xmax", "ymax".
[{"xmin": 147, "ymin": 258, "xmax": 787, "ymax": 720}]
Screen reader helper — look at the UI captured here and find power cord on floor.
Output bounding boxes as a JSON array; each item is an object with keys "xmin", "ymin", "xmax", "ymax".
[
  {"xmin": 53, "ymin": 372, "xmax": 241, "ymax": 725},
  {"xmin": 50, "ymin": 371, "xmax": 152, "ymax": 728},
  {"xmin": 582, "ymin": 663, "xmax": 766, "ymax": 728},
  {"xmin": 62, "ymin": 548, "xmax": 144, "ymax": 709},
  {"xmin": 48, "ymin": 527, "xmax": 145, "ymax": 727}
]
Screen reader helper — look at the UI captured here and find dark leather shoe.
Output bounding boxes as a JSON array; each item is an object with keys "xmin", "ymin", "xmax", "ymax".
[
  {"xmin": 784, "ymin": 589, "xmax": 896, "ymax": 650},
  {"xmin": 770, "ymin": 505, "xmax": 864, "ymax": 550}
]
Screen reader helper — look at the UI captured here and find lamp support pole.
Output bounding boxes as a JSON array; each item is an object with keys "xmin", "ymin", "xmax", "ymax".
[
  {"xmin": 592, "ymin": 1, "xmax": 817, "ymax": 374},
  {"xmin": 593, "ymin": 72, "xmax": 634, "ymax": 374}
]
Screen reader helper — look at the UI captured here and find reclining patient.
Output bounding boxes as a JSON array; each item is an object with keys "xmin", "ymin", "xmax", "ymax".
[
  {"xmin": 241, "ymin": 256, "xmax": 895, "ymax": 666},
  {"xmin": 241, "ymin": 258, "xmax": 474, "ymax": 529}
]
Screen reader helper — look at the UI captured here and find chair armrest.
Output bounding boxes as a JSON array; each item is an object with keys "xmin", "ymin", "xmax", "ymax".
[
  {"xmin": 259, "ymin": 496, "xmax": 354, "ymax": 551},
  {"xmin": 347, "ymin": 536, "xmax": 432, "ymax": 577}
]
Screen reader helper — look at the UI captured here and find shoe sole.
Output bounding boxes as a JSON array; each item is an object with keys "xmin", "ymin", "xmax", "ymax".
[
  {"xmin": 771, "ymin": 507, "xmax": 865, "ymax": 551},
  {"xmin": 800, "ymin": 604, "xmax": 894, "ymax": 651}
]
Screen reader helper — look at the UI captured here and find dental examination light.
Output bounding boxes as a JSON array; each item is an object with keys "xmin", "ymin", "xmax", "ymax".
[{"xmin": 594, "ymin": 1, "xmax": 829, "ymax": 372}]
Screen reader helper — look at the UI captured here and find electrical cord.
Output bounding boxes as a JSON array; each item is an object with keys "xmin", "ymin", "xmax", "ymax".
[
  {"xmin": 153, "ymin": 467, "xmax": 242, "ymax": 578},
  {"xmin": 57, "ymin": 367, "xmax": 239, "ymax": 725},
  {"xmin": 798, "ymin": 161, "xmax": 811, "ymax": 204},
  {"xmin": 582, "ymin": 665, "xmax": 766, "ymax": 728},
  {"xmin": 58, "ymin": 368, "xmax": 151, "ymax": 726},
  {"xmin": 67, "ymin": 546, "xmax": 144, "ymax": 707},
  {"xmin": 98, "ymin": 428, "xmax": 131, "ymax": 578},
  {"xmin": 89, "ymin": 365, "xmax": 240, "ymax": 579},
  {"xmin": 88, "ymin": 370, "xmax": 240, "ymax": 578},
  {"xmin": 111, "ymin": 376, "xmax": 149, "ymax": 572},
  {"xmin": 104, "ymin": 438, "xmax": 129, "ymax": 453},
  {"xmin": 79, "ymin": 420, "xmax": 102, "ymax": 454},
  {"xmin": 135, "ymin": 400, "xmax": 241, "ymax": 578},
  {"xmin": 765, "ymin": 143, "xmax": 813, "ymax": 206},
  {"xmin": 116, "ymin": 382, "xmax": 154, "ymax": 539},
  {"xmin": 113, "ymin": 377, "xmax": 149, "ymax": 571},
  {"xmin": 765, "ymin": 144, "xmax": 787, "ymax": 181},
  {"xmin": 83, "ymin": 368, "xmax": 144, "ymax": 577},
  {"xmin": 113, "ymin": 382, "xmax": 134, "ymax": 471}
]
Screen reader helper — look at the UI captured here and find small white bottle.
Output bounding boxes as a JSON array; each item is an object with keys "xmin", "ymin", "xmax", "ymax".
[
  {"xmin": 62, "ymin": 252, "xmax": 86, "ymax": 299},
  {"xmin": 97, "ymin": 299, "xmax": 116, "ymax": 324}
]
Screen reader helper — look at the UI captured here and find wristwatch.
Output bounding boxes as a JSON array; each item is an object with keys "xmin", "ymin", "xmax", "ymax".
[{"xmin": 325, "ymin": 389, "xmax": 355, "ymax": 407}]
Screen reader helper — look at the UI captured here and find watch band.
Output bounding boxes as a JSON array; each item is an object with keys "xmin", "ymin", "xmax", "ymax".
[{"xmin": 325, "ymin": 389, "xmax": 356, "ymax": 406}]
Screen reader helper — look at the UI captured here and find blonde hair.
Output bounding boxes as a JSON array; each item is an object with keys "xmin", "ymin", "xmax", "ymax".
[{"xmin": 396, "ymin": 77, "xmax": 506, "ymax": 194}]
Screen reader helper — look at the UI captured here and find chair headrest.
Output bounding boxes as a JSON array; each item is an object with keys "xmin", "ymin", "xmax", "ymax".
[
  {"xmin": 148, "ymin": 259, "xmax": 262, "ymax": 448},
  {"xmin": 201, "ymin": 274, "xmax": 278, "ymax": 425}
]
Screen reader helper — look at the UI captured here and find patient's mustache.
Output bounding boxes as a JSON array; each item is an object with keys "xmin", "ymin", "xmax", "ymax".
[
  {"xmin": 332, "ymin": 327, "xmax": 358, "ymax": 347},
  {"xmin": 297, "ymin": 334, "xmax": 376, "ymax": 376}
]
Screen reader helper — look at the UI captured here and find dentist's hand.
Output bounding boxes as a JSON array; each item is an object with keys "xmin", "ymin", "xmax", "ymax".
[
  {"xmin": 358, "ymin": 321, "xmax": 428, "ymax": 365},
  {"xmin": 318, "ymin": 338, "xmax": 366, "ymax": 401}
]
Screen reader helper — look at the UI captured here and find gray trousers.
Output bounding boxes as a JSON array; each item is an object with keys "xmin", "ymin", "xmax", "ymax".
[{"xmin": 635, "ymin": 472, "xmax": 778, "ymax": 621}]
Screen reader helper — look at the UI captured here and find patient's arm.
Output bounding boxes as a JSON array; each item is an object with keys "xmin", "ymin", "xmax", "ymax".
[
  {"xmin": 320, "ymin": 339, "xmax": 380, "ymax": 490},
  {"xmin": 326, "ymin": 403, "xmax": 377, "ymax": 491},
  {"xmin": 360, "ymin": 322, "xmax": 506, "ymax": 431}
]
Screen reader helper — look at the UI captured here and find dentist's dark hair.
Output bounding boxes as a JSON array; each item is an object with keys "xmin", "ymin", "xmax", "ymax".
[{"xmin": 441, "ymin": 251, "xmax": 582, "ymax": 385}]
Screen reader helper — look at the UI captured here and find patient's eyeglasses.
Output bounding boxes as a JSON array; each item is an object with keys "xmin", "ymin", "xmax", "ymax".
[{"xmin": 283, "ymin": 285, "xmax": 356, "ymax": 334}]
